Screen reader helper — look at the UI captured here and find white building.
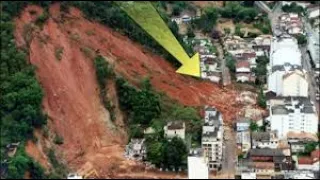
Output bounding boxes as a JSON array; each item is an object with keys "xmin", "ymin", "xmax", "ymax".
[
  {"xmin": 164, "ymin": 121, "xmax": 185, "ymax": 140},
  {"xmin": 202, "ymin": 106, "xmax": 223, "ymax": 171},
  {"xmin": 251, "ymin": 131, "xmax": 279, "ymax": 149},
  {"xmin": 236, "ymin": 130, "xmax": 251, "ymax": 153},
  {"xmin": 188, "ymin": 149, "xmax": 209, "ymax": 179},
  {"xmin": 307, "ymin": 6, "xmax": 320, "ymax": 19},
  {"xmin": 241, "ymin": 172, "xmax": 256, "ymax": 179},
  {"xmin": 269, "ymin": 36, "xmax": 301, "ymax": 67},
  {"xmin": 266, "ymin": 97, "xmax": 318, "ymax": 139},
  {"xmin": 267, "ymin": 64, "xmax": 308, "ymax": 97}
]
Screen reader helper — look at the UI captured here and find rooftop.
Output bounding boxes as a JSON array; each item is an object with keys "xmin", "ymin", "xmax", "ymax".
[
  {"xmin": 166, "ymin": 121, "xmax": 185, "ymax": 130},
  {"xmin": 250, "ymin": 148, "xmax": 285, "ymax": 157}
]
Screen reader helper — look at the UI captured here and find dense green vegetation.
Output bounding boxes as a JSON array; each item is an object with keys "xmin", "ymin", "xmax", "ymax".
[
  {"xmin": 282, "ymin": 2, "xmax": 305, "ymax": 15},
  {"xmin": 253, "ymin": 16, "xmax": 272, "ymax": 34},
  {"xmin": 94, "ymin": 55, "xmax": 116, "ymax": 121},
  {"xmin": 1, "ymin": 1, "xmax": 49, "ymax": 178},
  {"xmin": 253, "ymin": 56, "xmax": 269, "ymax": 85},
  {"xmin": 146, "ymin": 136, "xmax": 187, "ymax": 170},
  {"xmin": 257, "ymin": 87, "xmax": 267, "ymax": 109},
  {"xmin": 116, "ymin": 76, "xmax": 201, "ymax": 169},
  {"xmin": 116, "ymin": 77, "xmax": 161, "ymax": 126},
  {"xmin": 193, "ymin": 7, "xmax": 219, "ymax": 34},
  {"xmin": 63, "ymin": 1, "xmax": 193, "ymax": 68},
  {"xmin": 295, "ymin": 34, "xmax": 307, "ymax": 45},
  {"xmin": 219, "ymin": 2, "xmax": 258, "ymax": 23}
]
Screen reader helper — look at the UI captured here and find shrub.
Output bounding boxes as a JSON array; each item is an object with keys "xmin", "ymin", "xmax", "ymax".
[{"xmin": 54, "ymin": 135, "xmax": 64, "ymax": 145}]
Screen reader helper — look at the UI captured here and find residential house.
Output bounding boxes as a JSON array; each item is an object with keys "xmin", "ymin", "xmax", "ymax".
[
  {"xmin": 287, "ymin": 132, "xmax": 319, "ymax": 153},
  {"xmin": 251, "ymin": 131, "xmax": 279, "ymax": 149},
  {"xmin": 252, "ymin": 35, "xmax": 272, "ymax": 57},
  {"xmin": 241, "ymin": 172, "xmax": 256, "ymax": 179},
  {"xmin": 235, "ymin": 51, "xmax": 257, "ymax": 68},
  {"xmin": 236, "ymin": 119, "xmax": 251, "ymax": 132},
  {"xmin": 125, "ymin": 138, "xmax": 147, "ymax": 161},
  {"xmin": 202, "ymin": 106, "xmax": 224, "ymax": 171},
  {"xmin": 266, "ymin": 97, "xmax": 318, "ymax": 139},
  {"xmin": 296, "ymin": 149, "xmax": 320, "ymax": 171},
  {"xmin": 235, "ymin": 61, "xmax": 256, "ymax": 83},
  {"xmin": 164, "ymin": 121, "xmax": 186, "ymax": 140},
  {"xmin": 187, "ymin": 148, "xmax": 209, "ymax": 179},
  {"xmin": 249, "ymin": 148, "xmax": 293, "ymax": 172},
  {"xmin": 224, "ymin": 35, "xmax": 250, "ymax": 56}
]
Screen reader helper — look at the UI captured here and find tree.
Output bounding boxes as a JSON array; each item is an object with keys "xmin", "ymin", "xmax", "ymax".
[
  {"xmin": 186, "ymin": 26, "xmax": 195, "ymax": 38},
  {"xmin": 295, "ymin": 34, "xmax": 307, "ymax": 45},
  {"xmin": 257, "ymin": 87, "xmax": 267, "ymax": 108},
  {"xmin": 162, "ymin": 137, "xmax": 187, "ymax": 170},
  {"xmin": 250, "ymin": 121, "xmax": 259, "ymax": 132},
  {"xmin": 304, "ymin": 142, "xmax": 318, "ymax": 154},
  {"xmin": 226, "ymin": 54, "xmax": 236, "ymax": 73}
]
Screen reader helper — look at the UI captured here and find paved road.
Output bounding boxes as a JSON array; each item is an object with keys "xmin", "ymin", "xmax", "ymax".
[
  {"xmin": 220, "ymin": 126, "xmax": 237, "ymax": 179},
  {"xmin": 300, "ymin": 45, "xmax": 320, "ymax": 113},
  {"xmin": 214, "ymin": 40, "xmax": 231, "ymax": 86}
]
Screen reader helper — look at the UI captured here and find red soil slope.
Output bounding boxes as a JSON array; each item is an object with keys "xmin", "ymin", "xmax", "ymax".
[{"xmin": 15, "ymin": 4, "xmax": 243, "ymax": 178}]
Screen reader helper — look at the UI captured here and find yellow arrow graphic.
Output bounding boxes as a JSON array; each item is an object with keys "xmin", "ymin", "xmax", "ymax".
[{"xmin": 117, "ymin": 1, "xmax": 200, "ymax": 77}]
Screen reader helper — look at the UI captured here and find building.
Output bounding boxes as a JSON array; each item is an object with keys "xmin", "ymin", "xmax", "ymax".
[
  {"xmin": 251, "ymin": 131, "xmax": 279, "ymax": 149},
  {"xmin": 241, "ymin": 172, "xmax": 256, "ymax": 179},
  {"xmin": 67, "ymin": 173, "xmax": 83, "ymax": 179},
  {"xmin": 306, "ymin": 28, "xmax": 320, "ymax": 69},
  {"xmin": 202, "ymin": 106, "xmax": 223, "ymax": 171},
  {"xmin": 266, "ymin": 97, "xmax": 318, "ymax": 139},
  {"xmin": 249, "ymin": 148, "xmax": 293, "ymax": 172},
  {"xmin": 164, "ymin": 121, "xmax": 186, "ymax": 140},
  {"xmin": 283, "ymin": 170, "xmax": 316, "ymax": 179},
  {"xmin": 125, "ymin": 138, "xmax": 146, "ymax": 161},
  {"xmin": 269, "ymin": 36, "xmax": 301, "ymax": 67},
  {"xmin": 267, "ymin": 64, "xmax": 308, "ymax": 97},
  {"xmin": 236, "ymin": 119, "xmax": 251, "ymax": 132},
  {"xmin": 237, "ymin": 130, "xmax": 251, "ymax": 153},
  {"xmin": 187, "ymin": 148, "xmax": 209, "ymax": 179},
  {"xmin": 6, "ymin": 142, "xmax": 20, "ymax": 158},
  {"xmin": 251, "ymin": 35, "xmax": 272, "ymax": 57},
  {"xmin": 224, "ymin": 35, "xmax": 250, "ymax": 56},
  {"xmin": 235, "ymin": 61, "xmax": 256, "ymax": 83},
  {"xmin": 287, "ymin": 132, "xmax": 319, "ymax": 153}
]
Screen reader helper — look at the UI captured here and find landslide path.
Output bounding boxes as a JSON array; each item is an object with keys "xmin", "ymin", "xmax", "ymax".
[{"xmin": 14, "ymin": 4, "xmax": 242, "ymax": 178}]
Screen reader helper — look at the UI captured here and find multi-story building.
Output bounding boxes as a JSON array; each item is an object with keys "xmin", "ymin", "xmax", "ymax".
[
  {"xmin": 267, "ymin": 64, "xmax": 308, "ymax": 97},
  {"xmin": 187, "ymin": 148, "xmax": 209, "ymax": 179},
  {"xmin": 266, "ymin": 97, "xmax": 318, "ymax": 139},
  {"xmin": 202, "ymin": 106, "xmax": 223, "ymax": 171},
  {"xmin": 269, "ymin": 36, "xmax": 301, "ymax": 67}
]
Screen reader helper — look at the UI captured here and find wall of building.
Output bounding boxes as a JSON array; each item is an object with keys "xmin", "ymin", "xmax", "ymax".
[{"xmin": 282, "ymin": 73, "xmax": 308, "ymax": 97}]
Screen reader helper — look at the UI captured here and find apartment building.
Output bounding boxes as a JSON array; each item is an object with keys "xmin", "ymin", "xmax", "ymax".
[
  {"xmin": 266, "ymin": 97, "xmax": 318, "ymax": 139},
  {"xmin": 201, "ymin": 106, "xmax": 224, "ymax": 171}
]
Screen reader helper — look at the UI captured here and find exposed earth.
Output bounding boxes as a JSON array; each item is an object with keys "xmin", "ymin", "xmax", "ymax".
[{"xmin": 14, "ymin": 3, "xmax": 249, "ymax": 178}]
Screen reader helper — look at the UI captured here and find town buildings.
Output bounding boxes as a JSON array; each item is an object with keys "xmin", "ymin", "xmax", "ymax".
[
  {"xmin": 187, "ymin": 148, "xmax": 209, "ymax": 179},
  {"xmin": 266, "ymin": 96, "xmax": 318, "ymax": 139},
  {"xmin": 125, "ymin": 138, "xmax": 147, "ymax": 161},
  {"xmin": 202, "ymin": 106, "xmax": 224, "ymax": 171},
  {"xmin": 164, "ymin": 121, "xmax": 186, "ymax": 140}
]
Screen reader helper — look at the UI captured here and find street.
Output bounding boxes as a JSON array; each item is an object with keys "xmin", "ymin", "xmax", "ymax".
[{"xmin": 220, "ymin": 126, "xmax": 237, "ymax": 179}]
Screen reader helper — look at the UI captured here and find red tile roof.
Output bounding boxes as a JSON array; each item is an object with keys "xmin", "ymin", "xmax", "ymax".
[
  {"xmin": 298, "ymin": 157, "xmax": 314, "ymax": 165},
  {"xmin": 236, "ymin": 61, "xmax": 250, "ymax": 69}
]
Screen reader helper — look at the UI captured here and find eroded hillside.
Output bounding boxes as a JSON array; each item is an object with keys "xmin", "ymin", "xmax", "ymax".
[{"xmin": 14, "ymin": 3, "xmax": 243, "ymax": 178}]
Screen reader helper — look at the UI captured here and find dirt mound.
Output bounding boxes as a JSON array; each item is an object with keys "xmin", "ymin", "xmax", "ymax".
[{"xmin": 15, "ymin": 4, "xmax": 243, "ymax": 178}]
